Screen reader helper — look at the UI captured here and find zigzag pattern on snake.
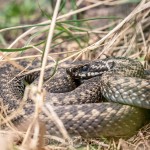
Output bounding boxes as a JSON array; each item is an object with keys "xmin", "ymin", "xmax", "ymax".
[{"xmin": 0, "ymin": 57, "xmax": 150, "ymax": 138}]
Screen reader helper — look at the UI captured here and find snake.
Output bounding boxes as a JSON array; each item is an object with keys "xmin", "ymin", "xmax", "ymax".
[{"xmin": 0, "ymin": 57, "xmax": 150, "ymax": 139}]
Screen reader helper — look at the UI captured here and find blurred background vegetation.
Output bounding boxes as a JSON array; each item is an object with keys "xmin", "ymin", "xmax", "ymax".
[
  {"xmin": 0, "ymin": 0, "xmax": 141, "ymax": 28},
  {"xmin": 0, "ymin": 0, "xmax": 140, "ymax": 44},
  {"xmin": 0, "ymin": 0, "xmax": 149, "ymax": 65}
]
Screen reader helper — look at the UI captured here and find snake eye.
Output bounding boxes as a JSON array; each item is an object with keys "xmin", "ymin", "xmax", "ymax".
[{"xmin": 82, "ymin": 65, "xmax": 89, "ymax": 72}]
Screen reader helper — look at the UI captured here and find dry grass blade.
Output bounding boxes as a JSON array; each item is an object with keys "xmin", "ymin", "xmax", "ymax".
[
  {"xmin": 37, "ymin": 0, "xmax": 73, "ymax": 147},
  {"xmin": 38, "ymin": 0, "xmax": 60, "ymax": 91}
]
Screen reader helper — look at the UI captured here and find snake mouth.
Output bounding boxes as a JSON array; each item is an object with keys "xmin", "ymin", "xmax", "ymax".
[{"xmin": 66, "ymin": 64, "xmax": 105, "ymax": 80}]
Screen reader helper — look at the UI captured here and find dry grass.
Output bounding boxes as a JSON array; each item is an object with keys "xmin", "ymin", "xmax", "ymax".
[{"xmin": 0, "ymin": 0, "xmax": 150, "ymax": 149}]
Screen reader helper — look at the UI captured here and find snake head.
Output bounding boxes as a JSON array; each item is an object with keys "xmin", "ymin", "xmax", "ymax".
[
  {"xmin": 66, "ymin": 60, "xmax": 116, "ymax": 79},
  {"xmin": 66, "ymin": 64, "xmax": 90, "ymax": 79}
]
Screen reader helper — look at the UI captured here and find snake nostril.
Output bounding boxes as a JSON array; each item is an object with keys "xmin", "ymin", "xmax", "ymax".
[
  {"xmin": 108, "ymin": 61, "xmax": 115, "ymax": 69},
  {"xmin": 66, "ymin": 68, "xmax": 72, "ymax": 75}
]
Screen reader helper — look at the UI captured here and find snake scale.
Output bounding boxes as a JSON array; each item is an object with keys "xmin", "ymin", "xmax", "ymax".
[{"xmin": 0, "ymin": 57, "xmax": 150, "ymax": 139}]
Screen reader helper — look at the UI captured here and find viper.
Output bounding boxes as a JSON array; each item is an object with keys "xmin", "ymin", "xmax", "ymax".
[{"xmin": 0, "ymin": 57, "xmax": 150, "ymax": 139}]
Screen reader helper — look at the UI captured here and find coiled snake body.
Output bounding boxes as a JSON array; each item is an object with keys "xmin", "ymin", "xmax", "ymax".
[{"xmin": 0, "ymin": 57, "xmax": 150, "ymax": 138}]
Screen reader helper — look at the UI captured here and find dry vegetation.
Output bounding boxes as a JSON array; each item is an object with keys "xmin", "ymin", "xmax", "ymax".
[{"xmin": 0, "ymin": 0, "xmax": 150, "ymax": 149}]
